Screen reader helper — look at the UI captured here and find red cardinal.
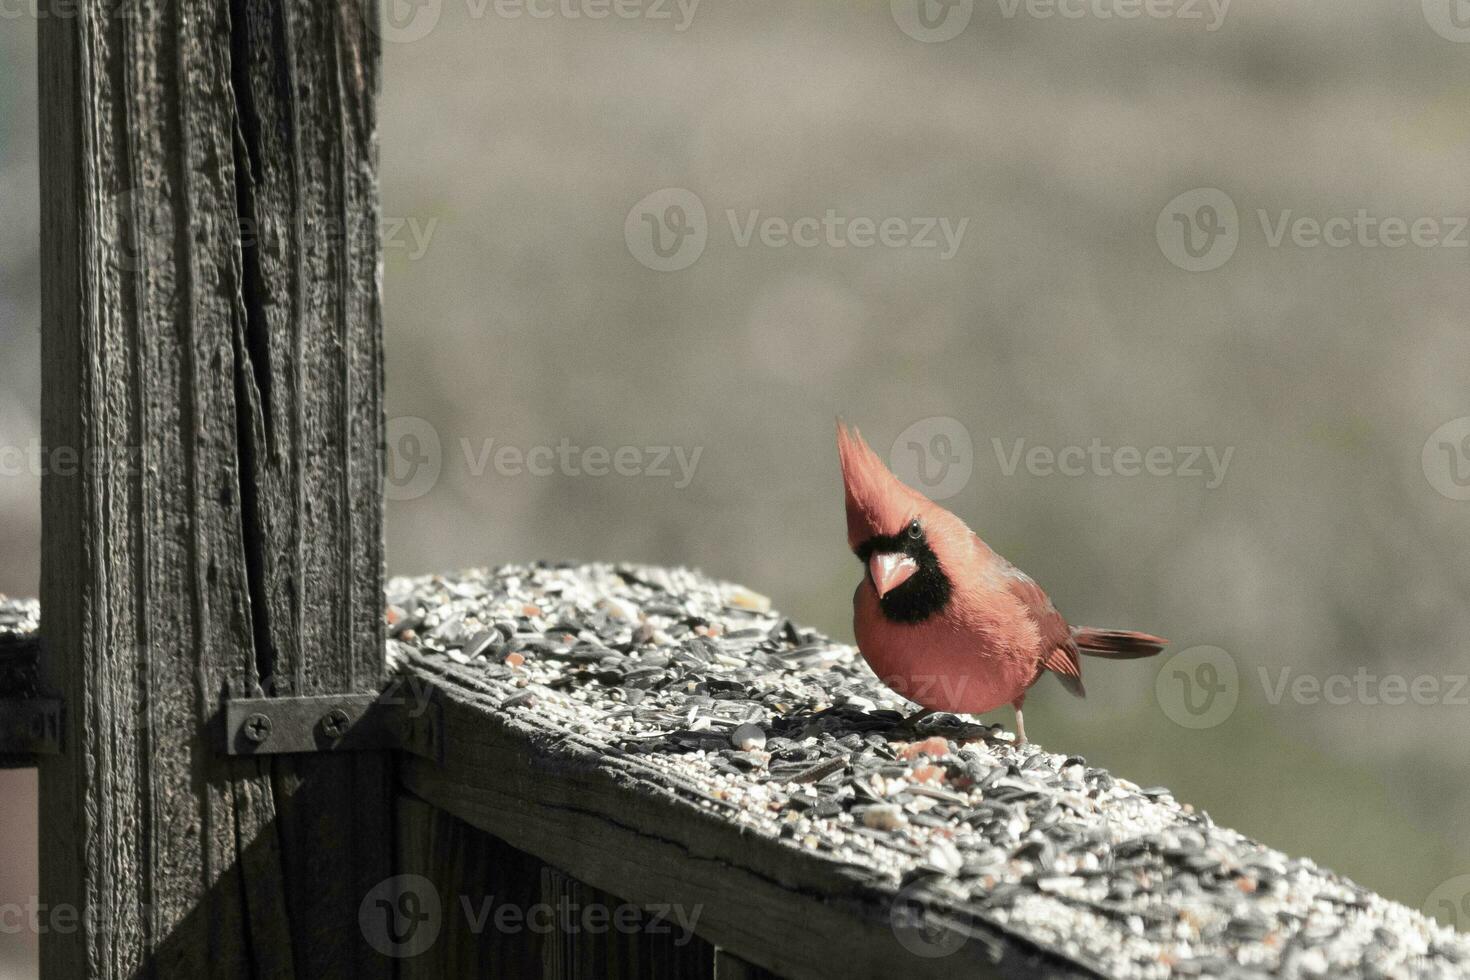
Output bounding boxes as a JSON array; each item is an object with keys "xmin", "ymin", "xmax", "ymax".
[{"xmin": 838, "ymin": 421, "xmax": 1166, "ymax": 744}]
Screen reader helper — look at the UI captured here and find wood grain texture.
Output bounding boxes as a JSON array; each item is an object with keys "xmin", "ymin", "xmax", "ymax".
[
  {"xmin": 0, "ymin": 610, "xmax": 43, "ymax": 768},
  {"xmin": 398, "ymin": 793, "xmax": 550, "ymax": 979},
  {"xmin": 539, "ymin": 865, "xmax": 715, "ymax": 979},
  {"xmin": 714, "ymin": 948, "xmax": 784, "ymax": 980},
  {"xmin": 37, "ymin": 2, "xmax": 387, "ymax": 977},
  {"xmin": 398, "ymin": 794, "xmax": 722, "ymax": 979},
  {"xmin": 397, "ymin": 653, "xmax": 1097, "ymax": 980}
]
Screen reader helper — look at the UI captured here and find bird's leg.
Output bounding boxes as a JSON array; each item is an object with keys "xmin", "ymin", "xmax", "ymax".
[{"xmin": 1011, "ymin": 698, "xmax": 1027, "ymax": 746}]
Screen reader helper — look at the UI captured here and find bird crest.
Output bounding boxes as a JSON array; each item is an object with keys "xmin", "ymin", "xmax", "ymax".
[{"xmin": 836, "ymin": 420, "xmax": 928, "ymax": 549}]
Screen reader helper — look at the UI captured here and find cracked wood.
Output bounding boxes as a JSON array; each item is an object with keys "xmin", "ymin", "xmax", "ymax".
[{"xmin": 38, "ymin": 1, "xmax": 387, "ymax": 977}]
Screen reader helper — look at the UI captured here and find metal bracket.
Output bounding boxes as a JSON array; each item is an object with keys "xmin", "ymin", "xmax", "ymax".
[
  {"xmin": 222, "ymin": 689, "xmax": 441, "ymax": 762},
  {"xmin": 0, "ymin": 699, "xmax": 63, "ymax": 756}
]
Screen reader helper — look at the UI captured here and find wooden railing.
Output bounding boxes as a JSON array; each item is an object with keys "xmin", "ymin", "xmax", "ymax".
[
  {"xmin": 12, "ymin": 4, "xmax": 1470, "ymax": 979},
  {"xmin": 8, "ymin": 569, "xmax": 1470, "ymax": 977}
]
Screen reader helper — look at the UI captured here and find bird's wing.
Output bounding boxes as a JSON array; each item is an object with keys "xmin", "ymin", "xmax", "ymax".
[{"xmin": 1003, "ymin": 566, "xmax": 1086, "ymax": 698}]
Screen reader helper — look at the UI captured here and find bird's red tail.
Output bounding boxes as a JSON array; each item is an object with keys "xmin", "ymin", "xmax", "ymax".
[{"xmin": 1072, "ymin": 628, "xmax": 1167, "ymax": 659}]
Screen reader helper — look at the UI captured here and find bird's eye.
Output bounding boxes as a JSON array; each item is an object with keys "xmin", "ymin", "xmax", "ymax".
[{"xmin": 906, "ymin": 519, "xmax": 922, "ymax": 539}]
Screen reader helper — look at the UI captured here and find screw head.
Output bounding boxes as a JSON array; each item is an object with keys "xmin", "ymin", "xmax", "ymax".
[
  {"xmin": 243, "ymin": 712, "xmax": 273, "ymax": 744},
  {"xmin": 322, "ymin": 707, "xmax": 351, "ymax": 739}
]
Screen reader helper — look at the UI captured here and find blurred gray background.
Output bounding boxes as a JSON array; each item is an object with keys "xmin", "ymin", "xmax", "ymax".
[{"xmin": 4, "ymin": 0, "xmax": 1470, "ymax": 973}]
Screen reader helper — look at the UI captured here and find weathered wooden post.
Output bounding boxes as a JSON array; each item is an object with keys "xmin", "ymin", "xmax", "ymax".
[{"xmin": 37, "ymin": 1, "xmax": 389, "ymax": 976}]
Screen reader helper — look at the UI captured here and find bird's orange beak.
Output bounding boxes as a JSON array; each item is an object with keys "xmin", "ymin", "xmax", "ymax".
[{"xmin": 869, "ymin": 552, "xmax": 918, "ymax": 598}]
